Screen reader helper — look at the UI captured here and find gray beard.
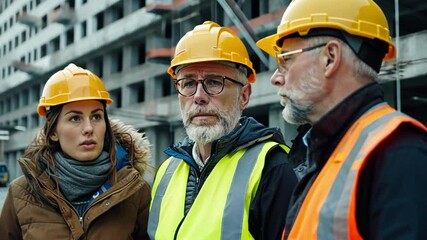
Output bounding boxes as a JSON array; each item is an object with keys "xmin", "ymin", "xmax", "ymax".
[
  {"xmin": 282, "ymin": 98, "xmax": 313, "ymax": 125},
  {"xmin": 186, "ymin": 115, "xmax": 238, "ymax": 144},
  {"xmin": 183, "ymin": 98, "xmax": 241, "ymax": 145}
]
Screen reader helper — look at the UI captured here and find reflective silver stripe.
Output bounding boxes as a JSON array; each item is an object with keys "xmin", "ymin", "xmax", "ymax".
[
  {"xmin": 221, "ymin": 143, "xmax": 269, "ymax": 239},
  {"xmin": 318, "ymin": 108, "xmax": 403, "ymax": 239},
  {"xmin": 148, "ymin": 157, "xmax": 181, "ymax": 239}
]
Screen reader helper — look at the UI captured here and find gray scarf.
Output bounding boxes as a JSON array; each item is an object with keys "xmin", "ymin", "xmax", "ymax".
[{"xmin": 50, "ymin": 151, "xmax": 111, "ymax": 202}]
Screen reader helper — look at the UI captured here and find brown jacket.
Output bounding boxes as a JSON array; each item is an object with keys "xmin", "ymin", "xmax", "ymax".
[{"xmin": 0, "ymin": 119, "xmax": 152, "ymax": 240}]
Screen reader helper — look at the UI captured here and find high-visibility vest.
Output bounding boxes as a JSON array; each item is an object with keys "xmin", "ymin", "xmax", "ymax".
[
  {"xmin": 284, "ymin": 103, "xmax": 427, "ymax": 240},
  {"xmin": 149, "ymin": 141, "xmax": 289, "ymax": 240}
]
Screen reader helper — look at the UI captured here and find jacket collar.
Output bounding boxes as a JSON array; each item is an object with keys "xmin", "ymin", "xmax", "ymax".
[
  {"xmin": 308, "ymin": 82, "xmax": 385, "ymax": 167},
  {"xmin": 164, "ymin": 116, "xmax": 285, "ymax": 170}
]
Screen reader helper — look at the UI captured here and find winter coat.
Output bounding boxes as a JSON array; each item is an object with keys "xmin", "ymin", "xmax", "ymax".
[{"xmin": 0, "ymin": 119, "xmax": 152, "ymax": 240}]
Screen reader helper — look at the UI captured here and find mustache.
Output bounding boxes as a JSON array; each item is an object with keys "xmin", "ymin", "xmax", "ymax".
[
  {"xmin": 183, "ymin": 106, "xmax": 217, "ymax": 128},
  {"xmin": 187, "ymin": 106, "xmax": 217, "ymax": 117},
  {"xmin": 278, "ymin": 90, "xmax": 289, "ymax": 98},
  {"xmin": 278, "ymin": 91, "xmax": 291, "ymax": 103}
]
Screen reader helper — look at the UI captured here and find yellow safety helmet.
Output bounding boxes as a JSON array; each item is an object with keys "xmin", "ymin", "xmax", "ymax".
[
  {"xmin": 256, "ymin": 0, "xmax": 396, "ymax": 70},
  {"xmin": 37, "ymin": 63, "xmax": 113, "ymax": 116},
  {"xmin": 168, "ymin": 21, "xmax": 256, "ymax": 83}
]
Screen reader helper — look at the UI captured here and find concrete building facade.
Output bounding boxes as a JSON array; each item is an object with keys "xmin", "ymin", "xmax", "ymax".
[{"xmin": 0, "ymin": 0, "xmax": 426, "ymax": 181}]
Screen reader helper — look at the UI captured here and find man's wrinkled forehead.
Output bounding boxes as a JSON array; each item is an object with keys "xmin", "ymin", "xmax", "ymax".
[{"xmin": 176, "ymin": 62, "xmax": 238, "ymax": 77}]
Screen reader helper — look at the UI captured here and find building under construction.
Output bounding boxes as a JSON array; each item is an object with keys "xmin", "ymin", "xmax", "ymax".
[{"xmin": 0, "ymin": 0, "xmax": 426, "ymax": 181}]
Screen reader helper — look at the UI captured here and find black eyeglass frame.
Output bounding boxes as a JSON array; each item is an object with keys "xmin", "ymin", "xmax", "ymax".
[
  {"xmin": 174, "ymin": 76, "xmax": 244, "ymax": 97},
  {"xmin": 275, "ymin": 43, "xmax": 327, "ymax": 73}
]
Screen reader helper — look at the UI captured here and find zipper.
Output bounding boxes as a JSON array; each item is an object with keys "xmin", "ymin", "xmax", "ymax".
[
  {"xmin": 172, "ymin": 141, "xmax": 221, "ymax": 239},
  {"xmin": 196, "ymin": 140, "xmax": 219, "ymax": 190},
  {"xmin": 80, "ymin": 172, "xmax": 139, "ymax": 229},
  {"xmin": 39, "ymin": 182, "xmax": 82, "ymax": 227},
  {"xmin": 173, "ymin": 164, "xmax": 203, "ymax": 239}
]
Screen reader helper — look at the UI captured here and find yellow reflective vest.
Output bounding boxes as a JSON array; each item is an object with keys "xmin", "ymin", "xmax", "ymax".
[{"xmin": 148, "ymin": 141, "xmax": 289, "ymax": 239}]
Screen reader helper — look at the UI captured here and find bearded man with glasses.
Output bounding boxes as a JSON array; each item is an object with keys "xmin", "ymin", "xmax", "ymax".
[
  {"xmin": 148, "ymin": 21, "xmax": 298, "ymax": 240},
  {"xmin": 257, "ymin": 0, "xmax": 427, "ymax": 239}
]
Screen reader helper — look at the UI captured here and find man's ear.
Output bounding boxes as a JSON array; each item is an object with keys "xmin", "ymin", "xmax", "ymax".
[
  {"xmin": 50, "ymin": 132, "xmax": 59, "ymax": 142},
  {"xmin": 240, "ymin": 84, "xmax": 251, "ymax": 110},
  {"xmin": 323, "ymin": 40, "xmax": 342, "ymax": 78}
]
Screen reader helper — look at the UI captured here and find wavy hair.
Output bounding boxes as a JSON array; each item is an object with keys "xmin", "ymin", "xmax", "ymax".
[{"xmin": 20, "ymin": 101, "xmax": 116, "ymax": 205}]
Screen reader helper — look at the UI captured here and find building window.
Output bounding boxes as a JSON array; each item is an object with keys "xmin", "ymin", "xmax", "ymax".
[
  {"xmin": 33, "ymin": 48, "xmax": 37, "ymax": 61},
  {"xmin": 22, "ymin": 89, "xmax": 29, "ymax": 106},
  {"xmin": 31, "ymin": 84, "xmax": 40, "ymax": 102},
  {"xmin": 96, "ymin": 12, "xmax": 104, "ymax": 30},
  {"xmin": 109, "ymin": 89, "xmax": 122, "ymax": 108},
  {"xmin": 81, "ymin": 20, "xmax": 87, "ymax": 38},
  {"xmin": 31, "ymin": 113, "xmax": 39, "ymax": 128},
  {"xmin": 21, "ymin": 116, "xmax": 28, "ymax": 129},
  {"xmin": 21, "ymin": 30, "xmax": 27, "ymax": 43},
  {"xmin": 42, "ymin": 15, "xmax": 47, "ymax": 29},
  {"xmin": 138, "ymin": 42, "xmax": 145, "ymax": 65},
  {"xmin": 92, "ymin": 57, "xmax": 103, "ymax": 78},
  {"xmin": 129, "ymin": 82, "xmax": 145, "ymax": 104},
  {"xmin": 110, "ymin": 49, "xmax": 123, "ymax": 74},
  {"xmin": 13, "ymin": 93, "xmax": 20, "ymax": 109},
  {"xmin": 50, "ymin": 36, "xmax": 60, "ymax": 53},
  {"xmin": 161, "ymin": 75, "xmax": 173, "ymax": 97},
  {"xmin": 5, "ymin": 98, "xmax": 11, "ymax": 113},
  {"xmin": 40, "ymin": 44, "xmax": 47, "ymax": 57},
  {"xmin": 110, "ymin": 2, "xmax": 124, "ymax": 23},
  {"xmin": 67, "ymin": 0, "xmax": 75, "ymax": 8},
  {"xmin": 66, "ymin": 28, "xmax": 74, "ymax": 45}
]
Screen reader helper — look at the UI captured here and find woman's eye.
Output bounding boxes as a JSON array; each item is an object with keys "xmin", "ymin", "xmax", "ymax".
[
  {"xmin": 91, "ymin": 114, "xmax": 102, "ymax": 121},
  {"xmin": 70, "ymin": 116, "xmax": 80, "ymax": 122}
]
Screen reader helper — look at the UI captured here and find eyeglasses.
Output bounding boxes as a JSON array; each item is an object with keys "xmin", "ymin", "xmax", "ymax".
[
  {"xmin": 175, "ymin": 76, "xmax": 244, "ymax": 97},
  {"xmin": 275, "ymin": 43, "xmax": 327, "ymax": 73}
]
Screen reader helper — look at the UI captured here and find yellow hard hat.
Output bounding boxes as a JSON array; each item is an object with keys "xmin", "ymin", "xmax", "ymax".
[
  {"xmin": 168, "ymin": 21, "xmax": 256, "ymax": 83},
  {"xmin": 37, "ymin": 63, "xmax": 113, "ymax": 116},
  {"xmin": 256, "ymin": 0, "xmax": 396, "ymax": 61}
]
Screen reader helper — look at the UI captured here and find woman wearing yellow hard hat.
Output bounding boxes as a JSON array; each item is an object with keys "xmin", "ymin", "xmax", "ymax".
[{"xmin": 0, "ymin": 64, "xmax": 152, "ymax": 239}]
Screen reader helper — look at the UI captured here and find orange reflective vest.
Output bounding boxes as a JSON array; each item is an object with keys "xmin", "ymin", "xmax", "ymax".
[{"xmin": 284, "ymin": 103, "xmax": 427, "ymax": 240}]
